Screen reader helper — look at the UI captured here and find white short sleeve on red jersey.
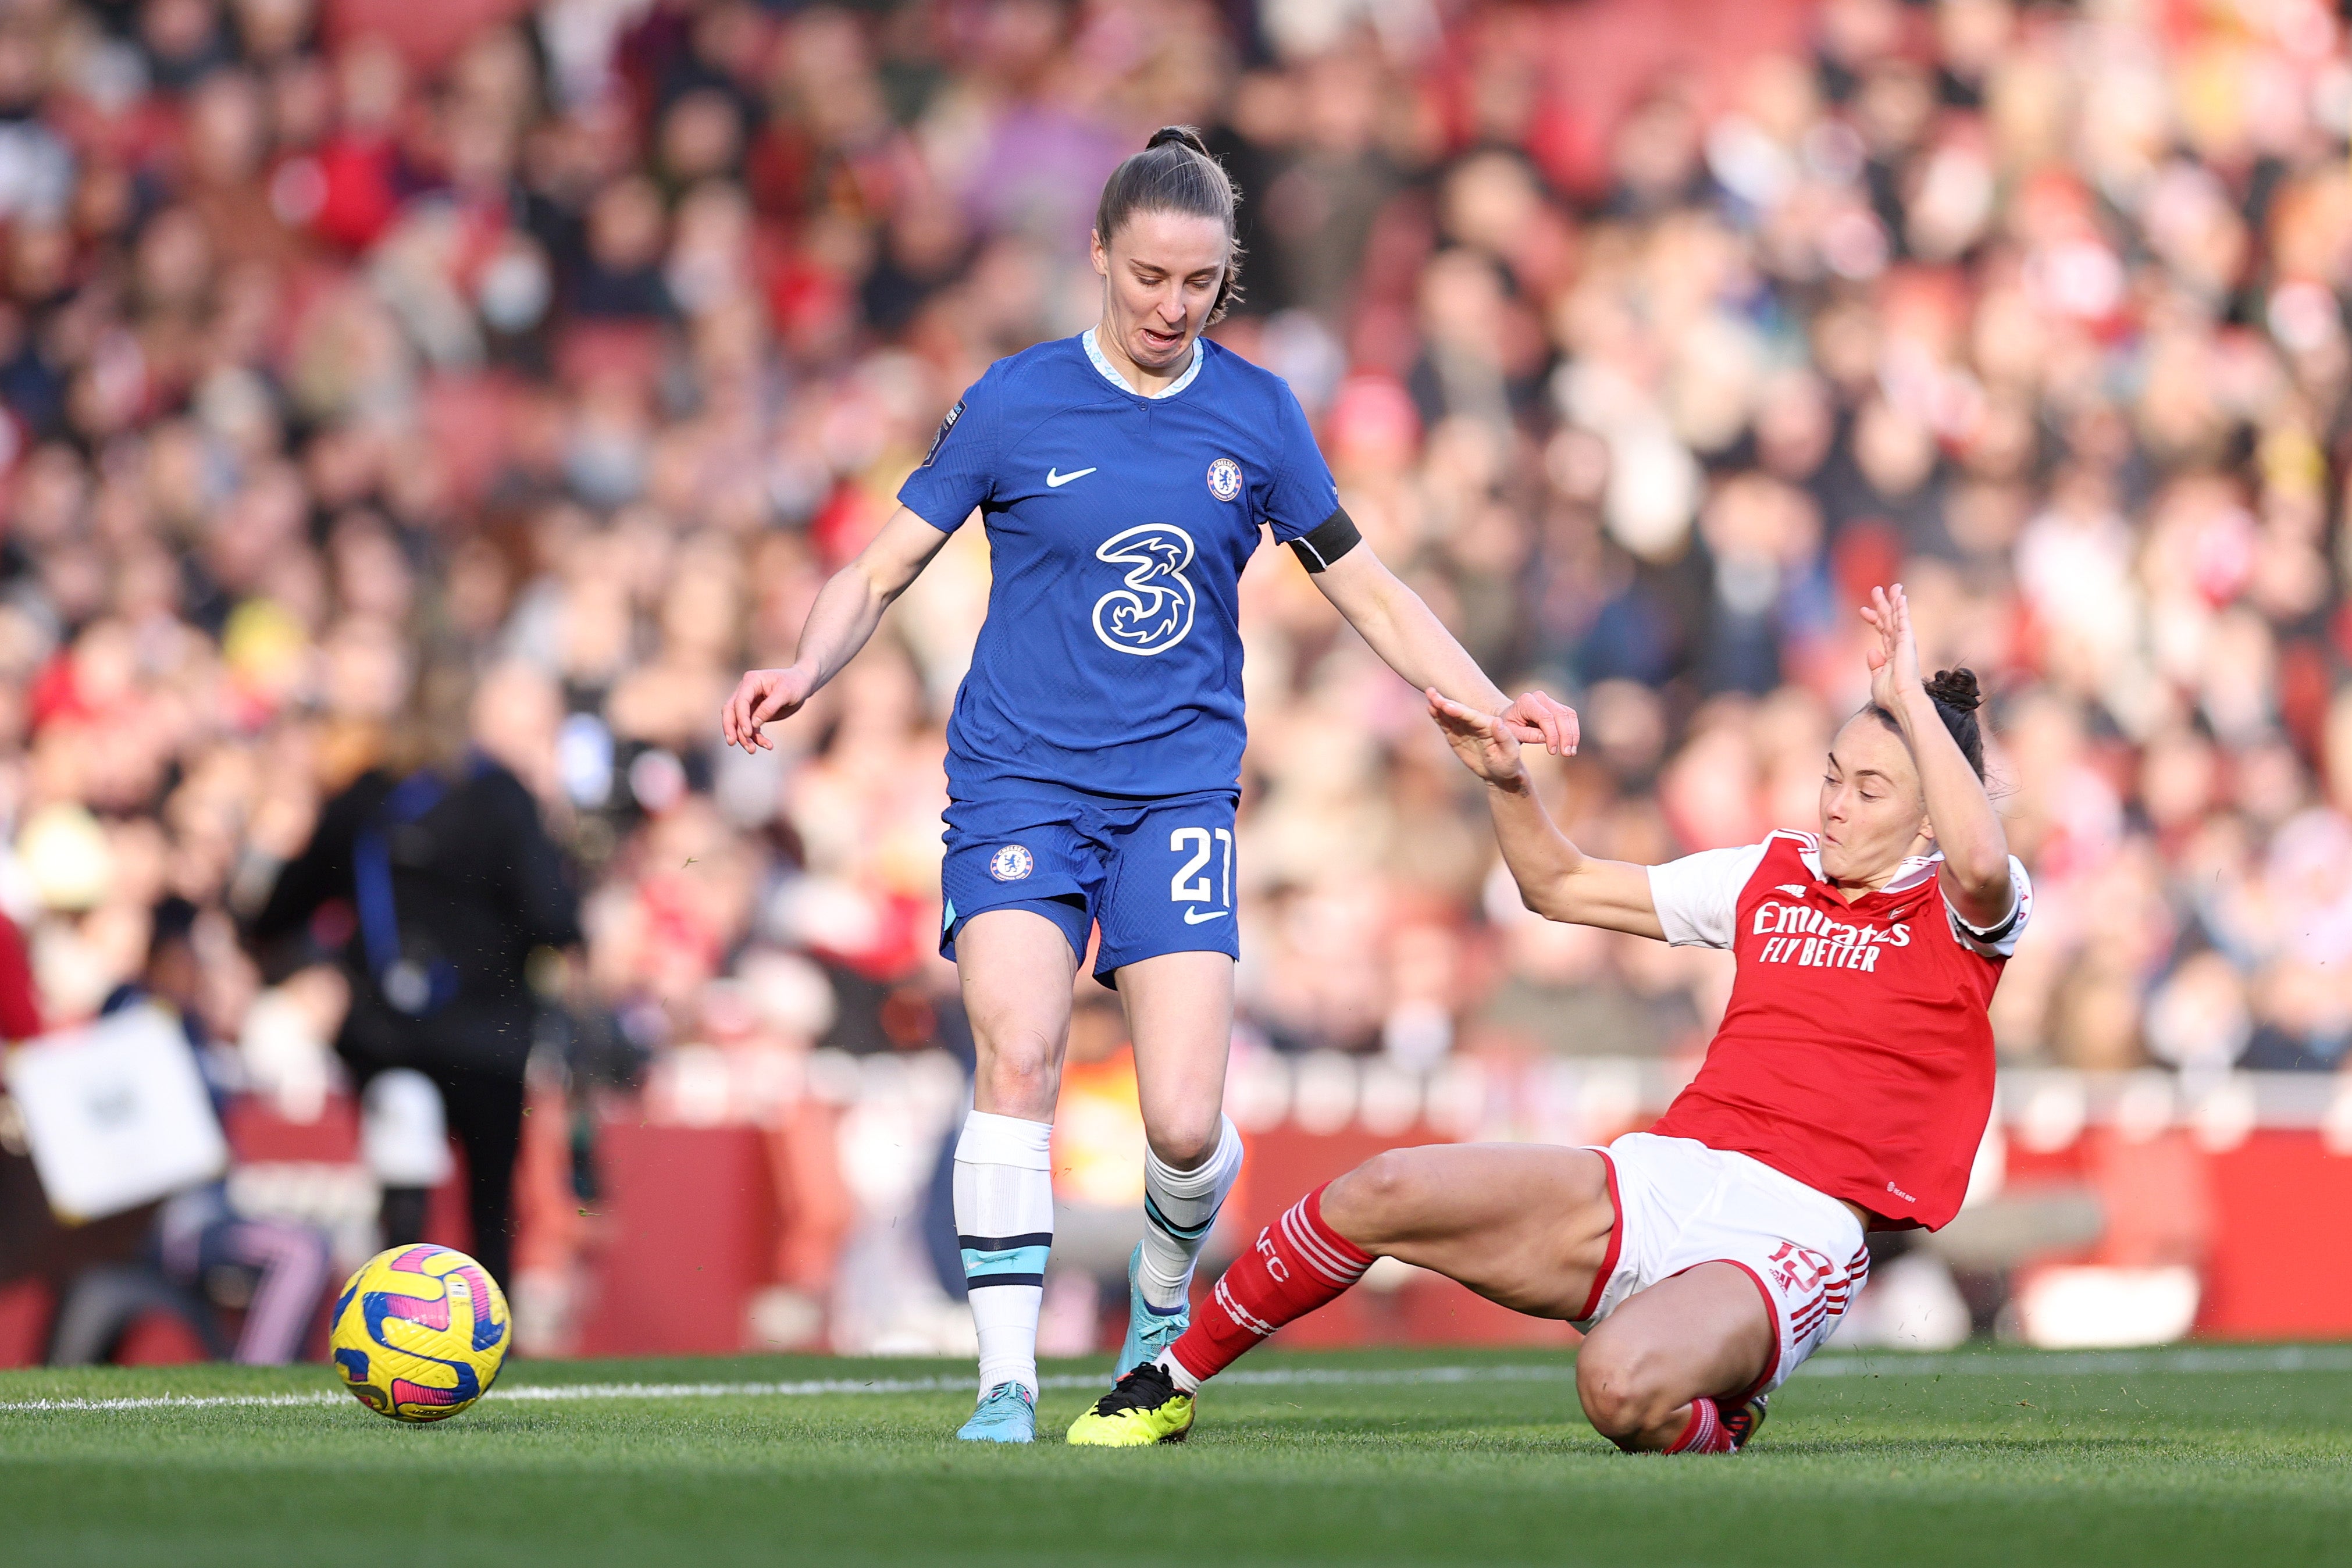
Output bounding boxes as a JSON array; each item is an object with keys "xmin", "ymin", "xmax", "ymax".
[
  {"xmin": 1943, "ymin": 855, "xmax": 2033, "ymax": 958},
  {"xmin": 1646, "ymin": 842, "xmax": 1769, "ymax": 948},
  {"xmin": 1652, "ymin": 839, "xmax": 2036, "ymax": 960}
]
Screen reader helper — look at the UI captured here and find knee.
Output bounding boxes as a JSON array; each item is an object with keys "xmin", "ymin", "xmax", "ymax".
[
  {"xmin": 1575, "ymin": 1334, "xmax": 1673, "ymax": 1442},
  {"xmin": 975, "ymin": 1027, "xmax": 1060, "ymax": 1106},
  {"xmin": 1321, "ymin": 1149, "xmax": 1422, "ymax": 1243},
  {"xmin": 1145, "ymin": 1110, "xmax": 1223, "ymax": 1170},
  {"xmin": 1345, "ymin": 1149, "xmax": 1421, "ymax": 1207}
]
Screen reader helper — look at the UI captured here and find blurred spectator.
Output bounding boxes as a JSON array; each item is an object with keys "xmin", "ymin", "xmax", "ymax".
[
  {"xmin": 244, "ymin": 666, "xmax": 581, "ymax": 1289},
  {"xmin": 0, "ymin": 913, "xmax": 38, "ymax": 1042},
  {"xmin": 48, "ymin": 898, "xmax": 334, "ymax": 1367}
]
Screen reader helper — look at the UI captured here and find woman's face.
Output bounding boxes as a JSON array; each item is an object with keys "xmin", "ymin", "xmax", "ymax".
[
  {"xmin": 1818, "ymin": 712, "xmax": 1933, "ymax": 885},
  {"xmin": 1091, "ymin": 208, "xmax": 1228, "ymax": 371}
]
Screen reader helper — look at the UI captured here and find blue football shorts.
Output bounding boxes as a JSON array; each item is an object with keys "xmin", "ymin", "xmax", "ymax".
[{"xmin": 939, "ymin": 787, "xmax": 1239, "ymax": 982}]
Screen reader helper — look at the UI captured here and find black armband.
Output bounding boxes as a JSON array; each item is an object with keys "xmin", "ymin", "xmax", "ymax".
[{"xmin": 1287, "ymin": 505, "xmax": 1362, "ymax": 573}]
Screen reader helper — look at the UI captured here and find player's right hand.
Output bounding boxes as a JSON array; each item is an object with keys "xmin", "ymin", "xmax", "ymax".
[
  {"xmin": 722, "ymin": 665, "xmax": 817, "ymax": 751},
  {"xmin": 1426, "ymin": 687, "xmax": 1539, "ymax": 790}
]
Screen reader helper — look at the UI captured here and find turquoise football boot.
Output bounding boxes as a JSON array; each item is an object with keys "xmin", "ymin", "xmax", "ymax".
[
  {"xmin": 956, "ymin": 1381, "xmax": 1036, "ymax": 1443},
  {"xmin": 1111, "ymin": 1243, "xmax": 1191, "ymax": 1382}
]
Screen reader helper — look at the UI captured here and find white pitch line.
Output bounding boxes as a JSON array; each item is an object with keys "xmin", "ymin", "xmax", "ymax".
[
  {"xmin": 2, "ymin": 1345, "xmax": 2347, "ymax": 1416},
  {"xmin": 0, "ymin": 1366, "xmax": 1571, "ymax": 1416},
  {"xmin": 1799, "ymin": 1345, "xmax": 2352, "ymax": 1379},
  {"xmin": 0, "ymin": 1390, "xmax": 350, "ymax": 1414}
]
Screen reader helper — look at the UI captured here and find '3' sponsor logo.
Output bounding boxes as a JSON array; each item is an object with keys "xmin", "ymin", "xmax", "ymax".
[{"xmin": 1092, "ymin": 523, "xmax": 1196, "ymax": 655}]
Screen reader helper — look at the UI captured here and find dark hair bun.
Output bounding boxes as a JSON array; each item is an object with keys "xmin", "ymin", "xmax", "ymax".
[
  {"xmin": 1862, "ymin": 665, "xmax": 1988, "ymax": 780},
  {"xmin": 1925, "ymin": 668, "xmax": 1982, "ymax": 712},
  {"xmin": 1146, "ymin": 124, "xmax": 1211, "ymax": 156}
]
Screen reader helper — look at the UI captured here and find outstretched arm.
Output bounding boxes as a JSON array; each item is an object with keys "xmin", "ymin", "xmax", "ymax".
[
  {"xmin": 1861, "ymin": 583, "xmax": 2014, "ymax": 927},
  {"xmin": 722, "ymin": 506, "xmax": 953, "ymax": 751},
  {"xmin": 1426, "ymin": 689, "xmax": 1665, "ymax": 940},
  {"xmin": 1313, "ymin": 545, "xmax": 1578, "ymax": 755}
]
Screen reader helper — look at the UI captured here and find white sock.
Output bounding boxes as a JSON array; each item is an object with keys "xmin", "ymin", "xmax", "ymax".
[
  {"xmin": 1154, "ymin": 1348, "xmax": 1200, "ymax": 1395},
  {"xmin": 1138, "ymin": 1114, "xmax": 1243, "ymax": 1312},
  {"xmin": 954, "ymin": 1110, "xmax": 1055, "ymax": 1398}
]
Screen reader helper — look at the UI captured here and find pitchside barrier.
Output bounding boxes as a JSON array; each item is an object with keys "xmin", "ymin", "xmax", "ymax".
[{"xmin": 1, "ymin": 1049, "xmax": 2346, "ymax": 1364}]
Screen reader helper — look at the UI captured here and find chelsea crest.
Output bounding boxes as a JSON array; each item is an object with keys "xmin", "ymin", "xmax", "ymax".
[{"xmin": 1206, "ymin": 457, "xmax": 1242, "ymax": 503}]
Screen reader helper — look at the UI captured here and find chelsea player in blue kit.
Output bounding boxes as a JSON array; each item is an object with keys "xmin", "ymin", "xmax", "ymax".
[{"xmin": 723, "ymin": 127, "xmax": 1573, "ymax": 1443}]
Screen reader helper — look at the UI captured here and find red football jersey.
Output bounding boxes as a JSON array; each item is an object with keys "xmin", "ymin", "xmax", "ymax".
[{"xmin": 1644, "ymin": 830, "xmax": 2032, "ymax": 1230}]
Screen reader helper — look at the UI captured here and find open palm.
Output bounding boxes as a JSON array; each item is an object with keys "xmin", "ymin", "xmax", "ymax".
[
  {"xmin": 1859, "ymin": 583, "xmax": 1923, "ymax": 712},
  {"xmin": 1427, "ymin": 687, "xmax": 1531, "ymax": 787}
]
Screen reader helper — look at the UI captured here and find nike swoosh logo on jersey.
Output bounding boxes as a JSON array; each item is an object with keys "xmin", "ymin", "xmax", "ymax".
[
  {"xmin": 1046, "ymin": 466, "xmax": 1097, "ymax": 487},
  {"xmin": 1777, "ymin": 884, "xmax": 1809, "ymax": 898},
  {"xmin": 1182, "ymin": 907, "xmax": 1229, "ymax": 924}
]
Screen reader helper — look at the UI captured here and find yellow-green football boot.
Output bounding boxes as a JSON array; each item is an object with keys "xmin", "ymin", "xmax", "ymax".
[{"xmin": 1064, "ymin": 1361, "xmax": 1194, "ymax": 1446}]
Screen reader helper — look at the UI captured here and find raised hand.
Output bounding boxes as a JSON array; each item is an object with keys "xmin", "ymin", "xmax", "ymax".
[
  {"xmin": 721, "ymin": 665, "xmax": 817, "ymax": 752},
  {"xmin": 1858, "ymin": 583, "xmax": 1923, "ymax": 715},
  {"xmin": 1496, "ymin": 689, "xmax": 1581, "ymax": 757},
  {"xmin": 1428, "ymin": 687, "xmax": 1542, "ymax": 789}
]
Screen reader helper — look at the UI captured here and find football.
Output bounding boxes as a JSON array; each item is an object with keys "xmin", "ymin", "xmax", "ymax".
[{"xmin": 328, "ymin": 1245, "xmax": 511, "ymax": 1422}]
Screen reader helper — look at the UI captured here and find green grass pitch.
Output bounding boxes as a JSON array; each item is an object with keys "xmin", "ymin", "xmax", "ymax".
[{"xmin": 3, "ymin": 1345, "xmax": 2347, "ymax": 1566}]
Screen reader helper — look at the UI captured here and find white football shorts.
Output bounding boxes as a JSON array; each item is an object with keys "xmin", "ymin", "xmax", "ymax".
[{"xmin": 1571, "ymin": 1132, "xmax": 1870, "ymax": 1396}]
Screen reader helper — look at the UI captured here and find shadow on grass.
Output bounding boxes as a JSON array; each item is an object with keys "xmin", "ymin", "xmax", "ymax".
[
  {"xmin": 1754, "ymin": 1434, "xmax": 2189, "ymax": 1460},
  {"xmin": 1189, "ymin": 1414, "xmax": 1606, "ymax": 1455}
]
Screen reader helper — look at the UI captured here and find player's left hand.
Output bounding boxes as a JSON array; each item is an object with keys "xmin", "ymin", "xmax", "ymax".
[
  {"xmin": 1428, "ymin": 689, "xmax": 1523, "ymax": 786},
  {"xmin": 1496, "ymin": 689, "xmax": 1580, "ymax": 757},
  {"xmin": 1429, "ymin": 687, "xmax": 1578, "ymax": 790},
  {"xmin": 1859, "ymin": 583, "xmax": 1924, "ymax": 713}
]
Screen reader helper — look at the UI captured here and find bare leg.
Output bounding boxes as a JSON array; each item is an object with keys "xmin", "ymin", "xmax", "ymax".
[
  {"xmin": 956, "ymin": 909, "xmax": 1079, "ymax": 1121},
  {"xmin": 1116, "ymin": 950, "xmax": 1236, "ymax": 1168},
  {"xmin": 1573, "ymin": 1263, "xmax": 1774, "ymax": 1451},
  {"xmin": 947, "ymin": 909, "xmax": 1078, "ymax": 1416},
  {"xmin": 1321, "ymin": 1143, "xmax": 1617, "ymax": 1317},
  {"xmin": 1151, "ymin": 1144, "xmax": 1617, "ymax": 1398},
  {"xmin": 1116, "ymin": 952, "xmax": 1242, "ymax": 1318},
  {"xmin": 1320, "ymin": 1144, "xmax": 1774, "ymax": 1452}
]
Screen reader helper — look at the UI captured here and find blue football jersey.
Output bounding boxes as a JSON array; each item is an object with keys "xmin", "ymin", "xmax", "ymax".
[{"xmin": 897, "ymin": 330, "xmax": 1340, "ymax": 799}]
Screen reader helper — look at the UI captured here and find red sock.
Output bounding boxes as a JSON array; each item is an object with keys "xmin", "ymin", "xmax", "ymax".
[
  {"xmin": 1663, "ymin": 1399, "xmax": 1738, "ymax": 1454},
  {"xmin": 1166, "ymin": 1184, "xmax": 1372, "ymax": 1387}
]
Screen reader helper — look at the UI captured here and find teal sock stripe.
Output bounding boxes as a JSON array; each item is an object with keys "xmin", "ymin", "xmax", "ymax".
[
  {"xmin": 960, "ymin": 1231, "xmax": 1051, "ymax": 1289},
  {"xmin": 1143, "ymin": 1193, "xmax": 1218, "ymax": 1242}
]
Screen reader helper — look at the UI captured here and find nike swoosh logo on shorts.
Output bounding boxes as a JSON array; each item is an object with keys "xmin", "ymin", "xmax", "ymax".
[
  {"xmin": 1182, "ymin": 908, "xmax": 1229, "ymax": 924},
  {"xmin": 1046, "ymin": 467, "xmax": 1097, "ymax": 487}
]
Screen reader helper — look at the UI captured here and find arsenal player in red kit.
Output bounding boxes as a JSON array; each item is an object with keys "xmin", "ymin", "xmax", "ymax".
[{"xmin": 1067, "ymin": 585, "xmax": 2031, "ymax": 1452}]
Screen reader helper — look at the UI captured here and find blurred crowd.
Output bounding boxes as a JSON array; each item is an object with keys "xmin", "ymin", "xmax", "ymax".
[{"xmin": 0, "ymin": 0, "xmax": 2349, "ymax": 1240}]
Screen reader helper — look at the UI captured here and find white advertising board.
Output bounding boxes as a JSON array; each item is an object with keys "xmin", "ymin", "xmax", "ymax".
[{"xmin": 5, "ymin": 1003, "xmax": 230, "ymax": 1222}]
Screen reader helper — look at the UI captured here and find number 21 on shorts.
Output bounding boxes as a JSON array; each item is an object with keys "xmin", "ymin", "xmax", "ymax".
[{"xmin": 1170, "ymin": 826, "xmax": 1233, "ymax": 924}]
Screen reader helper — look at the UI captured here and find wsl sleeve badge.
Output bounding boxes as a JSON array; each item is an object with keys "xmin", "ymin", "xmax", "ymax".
[
  {"xmin": 330, "ymin": 1244, "xmax": 511, "ymax": 1421},
  {"xmin": 919, "ymin": 398, "xmax": 964, "ymax": 468}
]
